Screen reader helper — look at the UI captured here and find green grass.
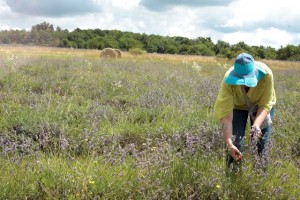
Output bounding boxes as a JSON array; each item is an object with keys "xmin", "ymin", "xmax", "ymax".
[{"xmin": 0, "ymin": 46, "xmax": 299, "ymax": 199}]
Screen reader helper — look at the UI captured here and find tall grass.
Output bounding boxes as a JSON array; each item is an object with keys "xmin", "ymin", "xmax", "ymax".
[{"xmin": 0, "ymin": 45, "xmax": 299, "ymax": 199}]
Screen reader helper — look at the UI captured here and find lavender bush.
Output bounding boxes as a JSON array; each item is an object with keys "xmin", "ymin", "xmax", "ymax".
[{"xmin": 0, "ymin": 46, "xmax": 299, "ymax": 199}]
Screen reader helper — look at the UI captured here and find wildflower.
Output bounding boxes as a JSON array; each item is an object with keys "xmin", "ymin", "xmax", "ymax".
[
  {"xmin": 150, "ymin": 147, "xmax": 156, "ymax": 151},
  {"xmin": 216, "ymin": 185, "xmax": 221, "ymax": 189},
  {"xmin": 192, "ymin": 61, "xmax": 201, "ymax": 71},
  {"xmin": 89, "ymin": 180, "xmax": 95, "ymax": 184}
]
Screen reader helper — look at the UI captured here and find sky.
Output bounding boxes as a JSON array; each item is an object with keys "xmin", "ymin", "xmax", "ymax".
[{"xmin": 0, "ymin": 0, "xmax": 299, "ymax": 49}]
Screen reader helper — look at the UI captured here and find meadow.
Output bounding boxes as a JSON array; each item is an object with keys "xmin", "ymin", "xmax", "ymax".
[{"xmin": 0, "ymin": 45, "xmax": 299, "ymax": 199}]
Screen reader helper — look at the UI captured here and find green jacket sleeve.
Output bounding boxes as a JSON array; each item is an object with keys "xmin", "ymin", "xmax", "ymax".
[
  {"xmin": 213, "ymin": 83, "xmax": 234, "ymax": 121},
  {"xmin": 257, "ymin": 73, "xmax": 276, "ymax": 112}
]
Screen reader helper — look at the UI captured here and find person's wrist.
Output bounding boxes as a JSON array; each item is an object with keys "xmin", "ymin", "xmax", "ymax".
[
  {"xmin": 226, "ymin": 143, "xmax": 233, "ymax": 150},
  {"xmin": 251, "ymin": 124, "xmax": 260, "ymax": 130},
  {"xmin": 251, "ymin": 124, "xmax": 262, "ymax": 139}
]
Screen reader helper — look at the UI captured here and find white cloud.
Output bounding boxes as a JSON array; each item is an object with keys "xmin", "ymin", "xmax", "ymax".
[
  {"xmin": 0, "ymin": 0, "xmax": 12, "ymax": 16},
  {"xmin": 110, "ymin": 0, "xmax": 140, "ymax": 9},
  {"xmin": 0, "ymin": 0, "xmax": 299, "ymax": 48},
  {"xmin": 4, "ymin": 0, "xmax": 101, "ymax": 16},
  {"xmin": 139, "ymin": 0, "xmax": 235, "ymax": 11},
  {"xmin": 222, "ymin": 28, "xmax": 292, "ymax": 48}
]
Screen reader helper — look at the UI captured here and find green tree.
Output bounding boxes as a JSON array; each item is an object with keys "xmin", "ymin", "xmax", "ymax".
[
  {"xmin": 103, "ymin": 35, "xmax": 119, "ymax": 49},
  {"xmin": 178, "ymin": 44, "xmax": 190, "ymax": 55},
  {"xmin": 189, "ymin": 44, "xmax": 215, "ymax": 56},
  {"xmin": 165, "ymin": 44, "xmax": 178, "ymax": 54},
  {"xmin": 119, "ymin": 34, "xmax": 143, "ymax": 50},
  {"xmin": 174, "ymin": 36, "xmax": 192, "ymax": 45},
  {"xmin": 30, "ymin": 22, "xmax": 55, "ymax": 45},
  {"xmin": 31, "ymin": 22, "xmax": 54, "ymax": 32},
  {"xmin": 277, "ymin": 44, "xmax": 299, "ymax": 60},
  {"xmin": 194, "ymin": 37, "xmax": 215, "ymax": 53},
  {"xmin": 87, "ymin": 37, "xmax": 104, "ymax": 49},
  {"xmin": 141, "ymin": 34, "xmax": 160, "ymax": 53},
  {"xmin": 214, "ymin": 40, "xmax": 230, "ymax": 57}
]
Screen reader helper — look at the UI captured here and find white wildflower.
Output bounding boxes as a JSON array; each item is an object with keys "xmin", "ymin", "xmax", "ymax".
[{"xmin": 192, "ymin": 61, "xmax": 201, "ymax": 71}]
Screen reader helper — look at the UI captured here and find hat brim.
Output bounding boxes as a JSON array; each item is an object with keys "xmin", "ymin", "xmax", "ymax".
[{"xmin": 224, "ymin": 63, "xmax": 267, "ymax": 87}]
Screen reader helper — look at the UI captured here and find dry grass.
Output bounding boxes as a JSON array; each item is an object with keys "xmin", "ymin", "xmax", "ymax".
[
  {"xmin": 263, "ymin": 59, "xmax": 300, "ymax": 70},
  {"xmin": 1, "ymin": 45, "xmax": 300, "ymax": 70},
  {"xmin": 0, "ymin": 44, "xmax": 99, "ymax": 59},
  {"xmin": 0, "ymin": 45, "xmax": 224, "ymax": 63}
]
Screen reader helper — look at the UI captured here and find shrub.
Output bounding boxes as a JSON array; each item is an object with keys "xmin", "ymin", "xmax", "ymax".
[{"xmin": 128, "ymin": 48, "xmax": 145, "ymax": 56}]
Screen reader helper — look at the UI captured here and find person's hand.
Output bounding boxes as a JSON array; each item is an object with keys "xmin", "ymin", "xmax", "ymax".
[
  {"xmin": 227, "ymin": 144, "xmax": 242, "ymax": 161},
  {"xmin": 250, "ymin": 125, "xmax": 262, "ymax": 141}
]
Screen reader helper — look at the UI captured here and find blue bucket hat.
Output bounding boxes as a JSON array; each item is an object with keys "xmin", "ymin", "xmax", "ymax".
[{"xmin": 224, "ymin": 53, "xmax": 267, "ymax": 87}]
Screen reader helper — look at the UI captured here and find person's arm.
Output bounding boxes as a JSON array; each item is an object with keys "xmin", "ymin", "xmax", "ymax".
[
  {"xmin": 253, "ymin": 71, "xmax": 274, "ymax": 134},
  {"xmin": 250, "ymin": 107, "xmax": 268, "ymax": 138},
  {"xmin": 253, "ymin": 107, "xmax": 268, "ymax": 128},
  {"xmin": 221, "ymin": 112, "xmax": 242, "ymax": 160}
]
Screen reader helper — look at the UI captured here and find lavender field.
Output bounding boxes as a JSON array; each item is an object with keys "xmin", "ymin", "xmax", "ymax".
[{"xmin": 0, "ymin": 46, "xmax": 299, "ymax": 199}]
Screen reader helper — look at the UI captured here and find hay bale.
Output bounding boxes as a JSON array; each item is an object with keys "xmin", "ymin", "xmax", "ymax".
[
  {"xmin": 114, "ymin": 49, "xmax": 122, "ymax": 58},
  {"xmin": 100, "ymin": 48, "xmax": 117, "ymax": 58}
]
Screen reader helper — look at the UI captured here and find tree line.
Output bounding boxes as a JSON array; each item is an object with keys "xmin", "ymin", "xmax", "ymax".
[{"xmin": 0, "ymin": 22, "xmax": 299, "ymax": 61}]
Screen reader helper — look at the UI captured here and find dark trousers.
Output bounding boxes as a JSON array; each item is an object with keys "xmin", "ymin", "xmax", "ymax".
[{"xmin": 227, "ymin": 107, "xmax": 275, "ymax": 166}]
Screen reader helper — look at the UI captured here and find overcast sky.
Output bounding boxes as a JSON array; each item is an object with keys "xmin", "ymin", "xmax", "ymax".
[{"xmin": 0, "ymin": 0, "xmax": 299, "ymax": 49}]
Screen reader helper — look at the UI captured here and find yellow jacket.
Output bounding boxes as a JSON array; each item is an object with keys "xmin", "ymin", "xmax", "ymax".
[{"xmin": 213, "ymin": 61, "xmax": 276, "ymax": 121}]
